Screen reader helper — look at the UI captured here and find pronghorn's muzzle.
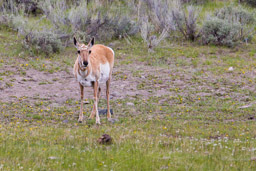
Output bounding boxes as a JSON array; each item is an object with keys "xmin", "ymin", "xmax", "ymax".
[{"xmin": 83, "ymin": 61, "xmax": 88, "ymax": 67}]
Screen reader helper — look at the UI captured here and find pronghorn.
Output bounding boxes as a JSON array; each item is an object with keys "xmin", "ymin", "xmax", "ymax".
[{"xmin": 73, "ymin": 37, "xmax": 114, "ymax": 124}]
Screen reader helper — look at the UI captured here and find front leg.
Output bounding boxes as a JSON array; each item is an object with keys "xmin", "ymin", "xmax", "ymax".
[
  {"xmin": 78, "ymin": 83, "xmax": 84, "ymax": 123},
  {"xmin": 93, "ymin": 81, "xmax": 100, "ymax": 124},
  {"xmin": 89, "ymin": 86, "xmax": 101, "ymax": 119}
]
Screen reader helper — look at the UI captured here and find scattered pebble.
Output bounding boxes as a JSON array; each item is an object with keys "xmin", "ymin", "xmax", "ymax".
[
  {"xmin": 48, "ymin": 156, "xmax": 58, "ymax": 160},
  {"xmin": 239, "ymin": 104, "xmax": 252, "ymax": 109},
  {"xmin": 126, "ymin": 102, "xmax": 134, "ymax": 106},
  {"xmin": 108, "ymin": 118, "xmax": 119, "ymax": 124},
  {"xmin": 62, "ymin": 119, "xmax": 69, "ymax": 123},
  {"xmin": 251, "ymin": 157, "xmax": 256, "ymax": 161},
  {"xmin": 228, "ymin": 67, "xmax": 234, "ymax": 71}
]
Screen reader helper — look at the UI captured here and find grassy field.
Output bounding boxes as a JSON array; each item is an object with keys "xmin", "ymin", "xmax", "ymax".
[{"xmin": 1, "ymin": 7, "xmax": 256, "ymax": 171}]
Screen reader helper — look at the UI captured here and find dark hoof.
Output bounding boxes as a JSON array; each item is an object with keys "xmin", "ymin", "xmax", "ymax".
[{"xmin": 78, "ymin": 120, "xmax": 82, "ymax": 123}]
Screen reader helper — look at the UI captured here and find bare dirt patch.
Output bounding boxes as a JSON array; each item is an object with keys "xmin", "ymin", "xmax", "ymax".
[{"xmin": 0, "ymin": 64, "xmax": 173, "ymax": 104}]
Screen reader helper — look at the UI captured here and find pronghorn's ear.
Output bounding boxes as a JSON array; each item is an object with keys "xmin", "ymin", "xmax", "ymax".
[
  {"xmin": 73, "ymin": 37, "xmax": 78, "ymax": 47},
  {"xmin": 88, "ymin": 37, "xmax": 94, "ymax": 48}
]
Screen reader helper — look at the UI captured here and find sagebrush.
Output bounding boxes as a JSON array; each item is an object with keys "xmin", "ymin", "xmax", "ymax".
[{"xmin": 201, "ymin": 17, "xmax": 241, "ymax": 47}]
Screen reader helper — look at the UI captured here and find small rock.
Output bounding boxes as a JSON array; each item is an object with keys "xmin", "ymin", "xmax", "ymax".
[
  {"xmin": 99, "ymin": 109, "xmax": 113, "ymax": 115},
  {"xmin": 50, "ymin": 103, "xmax": 60, "ymax": 108},
  {"xmin": 228, "ymin": 67, "xmax": 234, "ymax": 71},
  {"xmin": 62, "ymin": 119, "xmax": 69, "ymax": 123},
  {"xmin": 108, "ymin": 118, "xmax": 119, "ymax": 124},
  {"xmin": 48, "ymin": 156, "xmax": 58, "ymax": 160},
  {"xmin": 248, "ymin": 116, "xmax": 254, "ymax": 120},
  {"xmin": 126, "ymin": 102, "xmax": 134, "ymax": 106},
  {"xmin": 111, "ymin": 92, "xmax": 118, "ymax": 97},
  {"xmin": 251, "ymin": 157, "xmax": 256, "ymax": 161},
  {"xmin": 239, "ymin": 104, "xmax": 252, "ymax": 109}
]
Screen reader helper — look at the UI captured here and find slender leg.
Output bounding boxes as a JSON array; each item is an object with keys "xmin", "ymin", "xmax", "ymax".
[
  {"xmin": 78, "ymin": 83, "xmax": 84, "ymax": 123},
  {"xmin": 98, "ymin": 87, "xmax": 101, "ymax": 102},
  {"xmin": 93, "ymin": 81, "xmax": 100, "ymax": 124},
  {"xmin": 106, "ymin": 79, "xmax": 111, "ymax": 119},
  {"xmin": 89, "ymin": 86, "xmax": 101, "ymax": 119}
]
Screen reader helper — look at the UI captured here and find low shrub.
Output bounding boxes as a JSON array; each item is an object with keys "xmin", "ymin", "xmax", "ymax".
[
  {"xmin": 0, "ymin": 0, "xmax": 42, "ymax": 15},
  {"xmin": 140, "ymin": 16, "xmax": 168, "ymax": 52},
  {"xmin": 240, "ymin": 0, "xmax": 256, "ymax": 7},
  {"xmin": 215, "ymin": 6, "xmax": 254, "ymax": 25},
  {"xmin": 214, "ymin": 5, "xmax": 255, "ymax": 42},
  {"xmin": 24, "ymin": 30, "xmax": 63, "ymax": 55},
  {"xmin": 201, "ymin": 17, "xmax": 241, "ymax": 47},
  {"xmin": 172, "ymin": 5, "xmax": 200, "ymax": 41},
  {"xmin": 181, "ymin": 0, "xmax": 208, "ymax": 4},
  {"xmin": 40, "ymin": 0, "xmax": 138, "ymax": 41},
  {"xmin": 84, "ymin": 14, "xmax": 138, "ymax": 41},
  {"xmin": 0, "ymin": 14, "xmax": 64, "ymax": 55}
]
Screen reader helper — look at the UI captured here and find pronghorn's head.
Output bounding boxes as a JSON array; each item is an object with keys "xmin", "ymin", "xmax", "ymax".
[{"xmin": 74, "ymin": 37, "xmax": 94, "ymax": 69}]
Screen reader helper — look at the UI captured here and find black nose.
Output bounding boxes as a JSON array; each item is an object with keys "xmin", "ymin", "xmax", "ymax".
[{"xmin": 83, "ymin": 61, "xmax": 88, "ymax": 66}]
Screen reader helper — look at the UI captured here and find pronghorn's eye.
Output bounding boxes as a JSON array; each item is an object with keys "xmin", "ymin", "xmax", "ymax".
[
  {"xmin": 77, "ymin": 50, "xmax": 80, "ymax": 54},
  {"xmin": 89, "ymin": 50, "xmax": 91, "ymax": 54}
]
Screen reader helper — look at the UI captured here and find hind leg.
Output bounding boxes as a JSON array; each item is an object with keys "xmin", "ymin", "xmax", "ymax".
[{"xmin": 106, "ymin": 79, "xmax": 111, "ymax": 119}]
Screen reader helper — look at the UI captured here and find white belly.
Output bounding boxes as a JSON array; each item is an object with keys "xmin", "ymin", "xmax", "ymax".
[
  {"xmin": 99, "ymin": 63, "xmax": 110, "ymax": 84},
  {"xmin": 76, "ymin": 62, "xmax": 110, "ymax": 87}
]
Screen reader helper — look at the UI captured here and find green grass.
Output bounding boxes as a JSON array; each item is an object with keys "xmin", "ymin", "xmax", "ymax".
[{"xmin": 0, "ymin": 96, "xmax": 256, "ymax": 170}]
